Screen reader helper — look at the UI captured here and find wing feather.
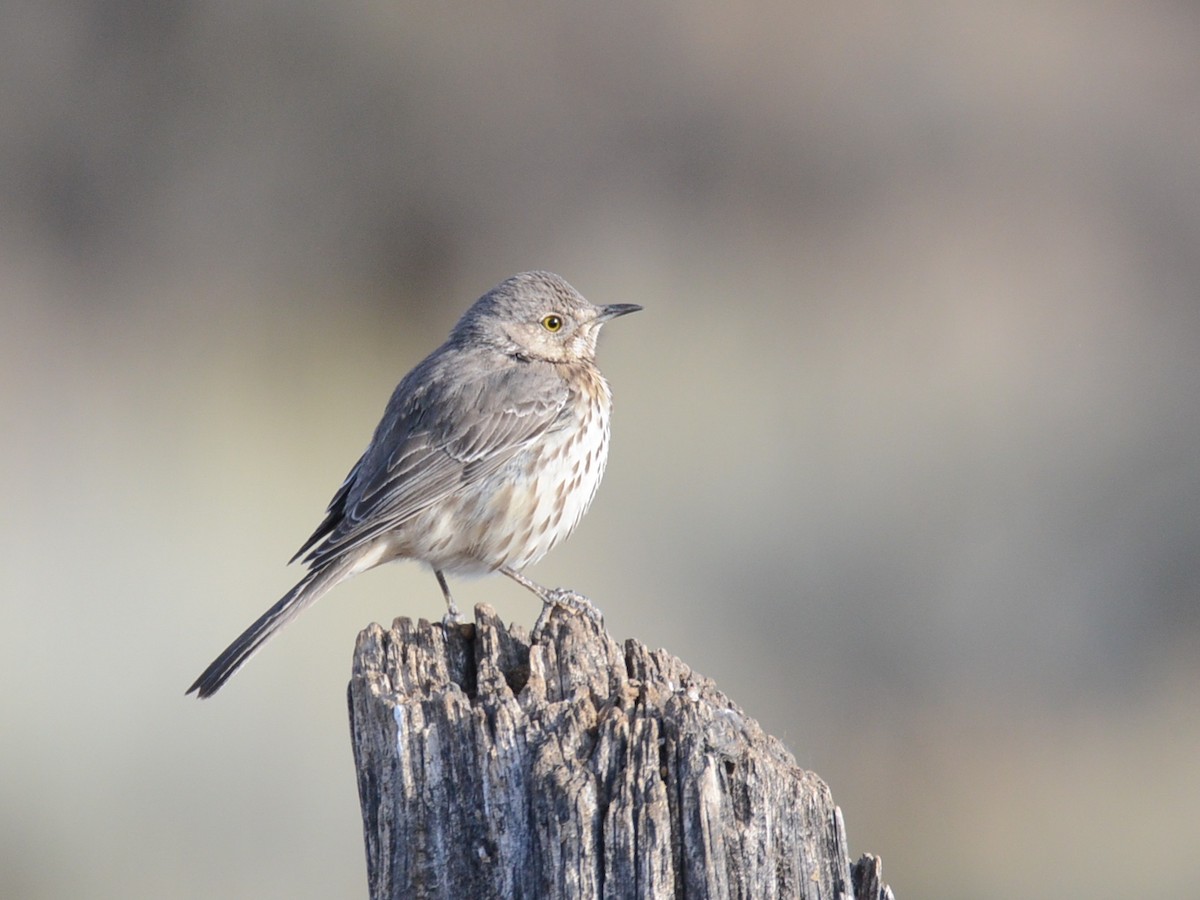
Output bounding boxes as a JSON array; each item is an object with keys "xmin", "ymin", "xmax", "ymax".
[{"xmin": 297, "ymin": 350, "xmax": 569, "ymax": 569}]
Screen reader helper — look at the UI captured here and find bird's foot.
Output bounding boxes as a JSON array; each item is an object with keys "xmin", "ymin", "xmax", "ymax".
[
  {"xmin": 441, "ymin": 602, "xmax": 467, "ymax": 630},
  {"xmin": 531, "ymin": 587, "xmax": 604, "ymax": 641},
  {"xmin": 436, "ymin": 570, "xmax": 469, "ymax": 631},
  {"xmin": 498, "ymin": 566, "xmax": 604, "ymax": 640}
]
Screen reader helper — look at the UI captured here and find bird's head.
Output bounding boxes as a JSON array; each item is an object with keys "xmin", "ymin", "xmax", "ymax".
[{"xmin": 453, "ymin": 271, "xmax": 641, "ymax": 364}]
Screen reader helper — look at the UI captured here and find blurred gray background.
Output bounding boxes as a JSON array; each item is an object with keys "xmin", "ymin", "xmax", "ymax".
[{"xmin": 3, "ymin": 2, "xmax": 1199, "ymax": 898}]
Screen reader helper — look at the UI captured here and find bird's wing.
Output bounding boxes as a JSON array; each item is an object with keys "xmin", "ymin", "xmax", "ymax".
[
  {"xmin": 299, "ymin": 358, "xmax": 570, "ymax": 568},
  {"xmin": 289, "ymin": 456, "xmax": 363, "ymax": 563}
]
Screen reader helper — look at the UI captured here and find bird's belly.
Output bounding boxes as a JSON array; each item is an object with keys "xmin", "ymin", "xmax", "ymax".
[{"xmin": 417, "ymin": 407, "xmax": 610, "ymax": 574}]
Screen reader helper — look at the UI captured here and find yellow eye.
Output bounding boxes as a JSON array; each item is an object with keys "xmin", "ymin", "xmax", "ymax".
[{"xmin": 541, "ymin": 314, "xmax": 563, "ymax": 332}]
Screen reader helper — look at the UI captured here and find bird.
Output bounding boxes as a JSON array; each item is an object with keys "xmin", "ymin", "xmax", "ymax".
[{"xmin": 187, "ymin": 271, "xmax": 641, "ymax": 698}]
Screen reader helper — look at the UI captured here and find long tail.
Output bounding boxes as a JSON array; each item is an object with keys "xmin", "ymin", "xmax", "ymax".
[{"xmin": 187, "ymin": 558, "xmax": 355, "ymax": 698}]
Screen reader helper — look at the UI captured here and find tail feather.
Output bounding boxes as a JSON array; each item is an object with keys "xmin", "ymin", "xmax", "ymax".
[{"xmin": 187, "ymin": 559, "xmax": 353, "ymax": 699}]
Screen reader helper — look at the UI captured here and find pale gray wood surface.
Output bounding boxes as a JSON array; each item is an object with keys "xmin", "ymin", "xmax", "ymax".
[{"xmin": 349, "ymin": 605, "xmax": 895, "ymax": 900}]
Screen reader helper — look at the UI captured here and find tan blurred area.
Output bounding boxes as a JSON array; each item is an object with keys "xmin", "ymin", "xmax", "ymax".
[{"xmin": 3, "ymin": 3, "xmax": 1199, "ymax": 897}]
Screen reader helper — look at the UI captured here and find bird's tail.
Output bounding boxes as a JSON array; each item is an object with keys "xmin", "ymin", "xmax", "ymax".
[{"xmin": 186, "ymin": 558, "xmax": 355, "ymax": 699}]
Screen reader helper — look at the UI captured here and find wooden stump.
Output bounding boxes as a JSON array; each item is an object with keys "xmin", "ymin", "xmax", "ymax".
[{"xmin": 348, "ymin": 604, "xmax": 895, "ymax": 900}]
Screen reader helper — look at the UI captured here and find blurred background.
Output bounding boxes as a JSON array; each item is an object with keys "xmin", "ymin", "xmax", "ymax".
[{"xmin": 3, "ymin": 2, "xmax": 1199, "ymax": 897}]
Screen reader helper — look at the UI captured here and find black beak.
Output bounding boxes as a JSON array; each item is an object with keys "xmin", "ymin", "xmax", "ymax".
[{"xmin": 597, "ymin": 303, "xmax": 643, "ymax": 321}]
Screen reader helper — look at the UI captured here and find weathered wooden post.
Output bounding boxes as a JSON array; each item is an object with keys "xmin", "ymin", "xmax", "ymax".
[{"xmin": 349, "ymin": 604, "xmax": 894, "ymax": 899}]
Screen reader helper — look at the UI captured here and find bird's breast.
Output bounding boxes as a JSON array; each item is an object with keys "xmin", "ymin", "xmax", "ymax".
[
  {"xmin": 408, "ymin": 365, "xmax": 615, "ymax": 574},
  {"xmin": 498, "ymin": 368, "xmax": 612, "ymax": 569}
]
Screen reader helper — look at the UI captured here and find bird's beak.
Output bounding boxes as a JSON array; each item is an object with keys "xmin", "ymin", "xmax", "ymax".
[{"xmin": 596, "ymin": 303, "xmax": 643, "ymax": 322}]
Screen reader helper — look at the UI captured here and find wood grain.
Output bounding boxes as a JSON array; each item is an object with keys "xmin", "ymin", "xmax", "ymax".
[{"xmin": 349, "ymin": 605, "xmax": 894, "ymax": 900}]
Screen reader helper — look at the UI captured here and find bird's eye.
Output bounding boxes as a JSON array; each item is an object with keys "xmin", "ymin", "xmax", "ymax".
[{"xmin": 541, "ymin": 314, "xmax": 563, "ymax": 332}]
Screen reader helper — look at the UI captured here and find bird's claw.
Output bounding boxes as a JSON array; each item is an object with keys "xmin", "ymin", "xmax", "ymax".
[{"xmin": 531, "ymin": 588, "xmax": 603, "ymax": 641}]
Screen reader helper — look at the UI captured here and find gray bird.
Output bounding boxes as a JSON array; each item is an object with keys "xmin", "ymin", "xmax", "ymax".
[{"xmin": 188, "ymin": 271, "xmax": 640, "ymax": 698}]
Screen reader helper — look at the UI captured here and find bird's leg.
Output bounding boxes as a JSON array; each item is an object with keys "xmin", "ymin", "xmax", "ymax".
[
  {"xmin": 500, "ymin": 566, "xmax": 603, "ymax": 638},
  {"xmin": 435, "ymin": 569, "xmax": 466, "ymax": 626}
]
